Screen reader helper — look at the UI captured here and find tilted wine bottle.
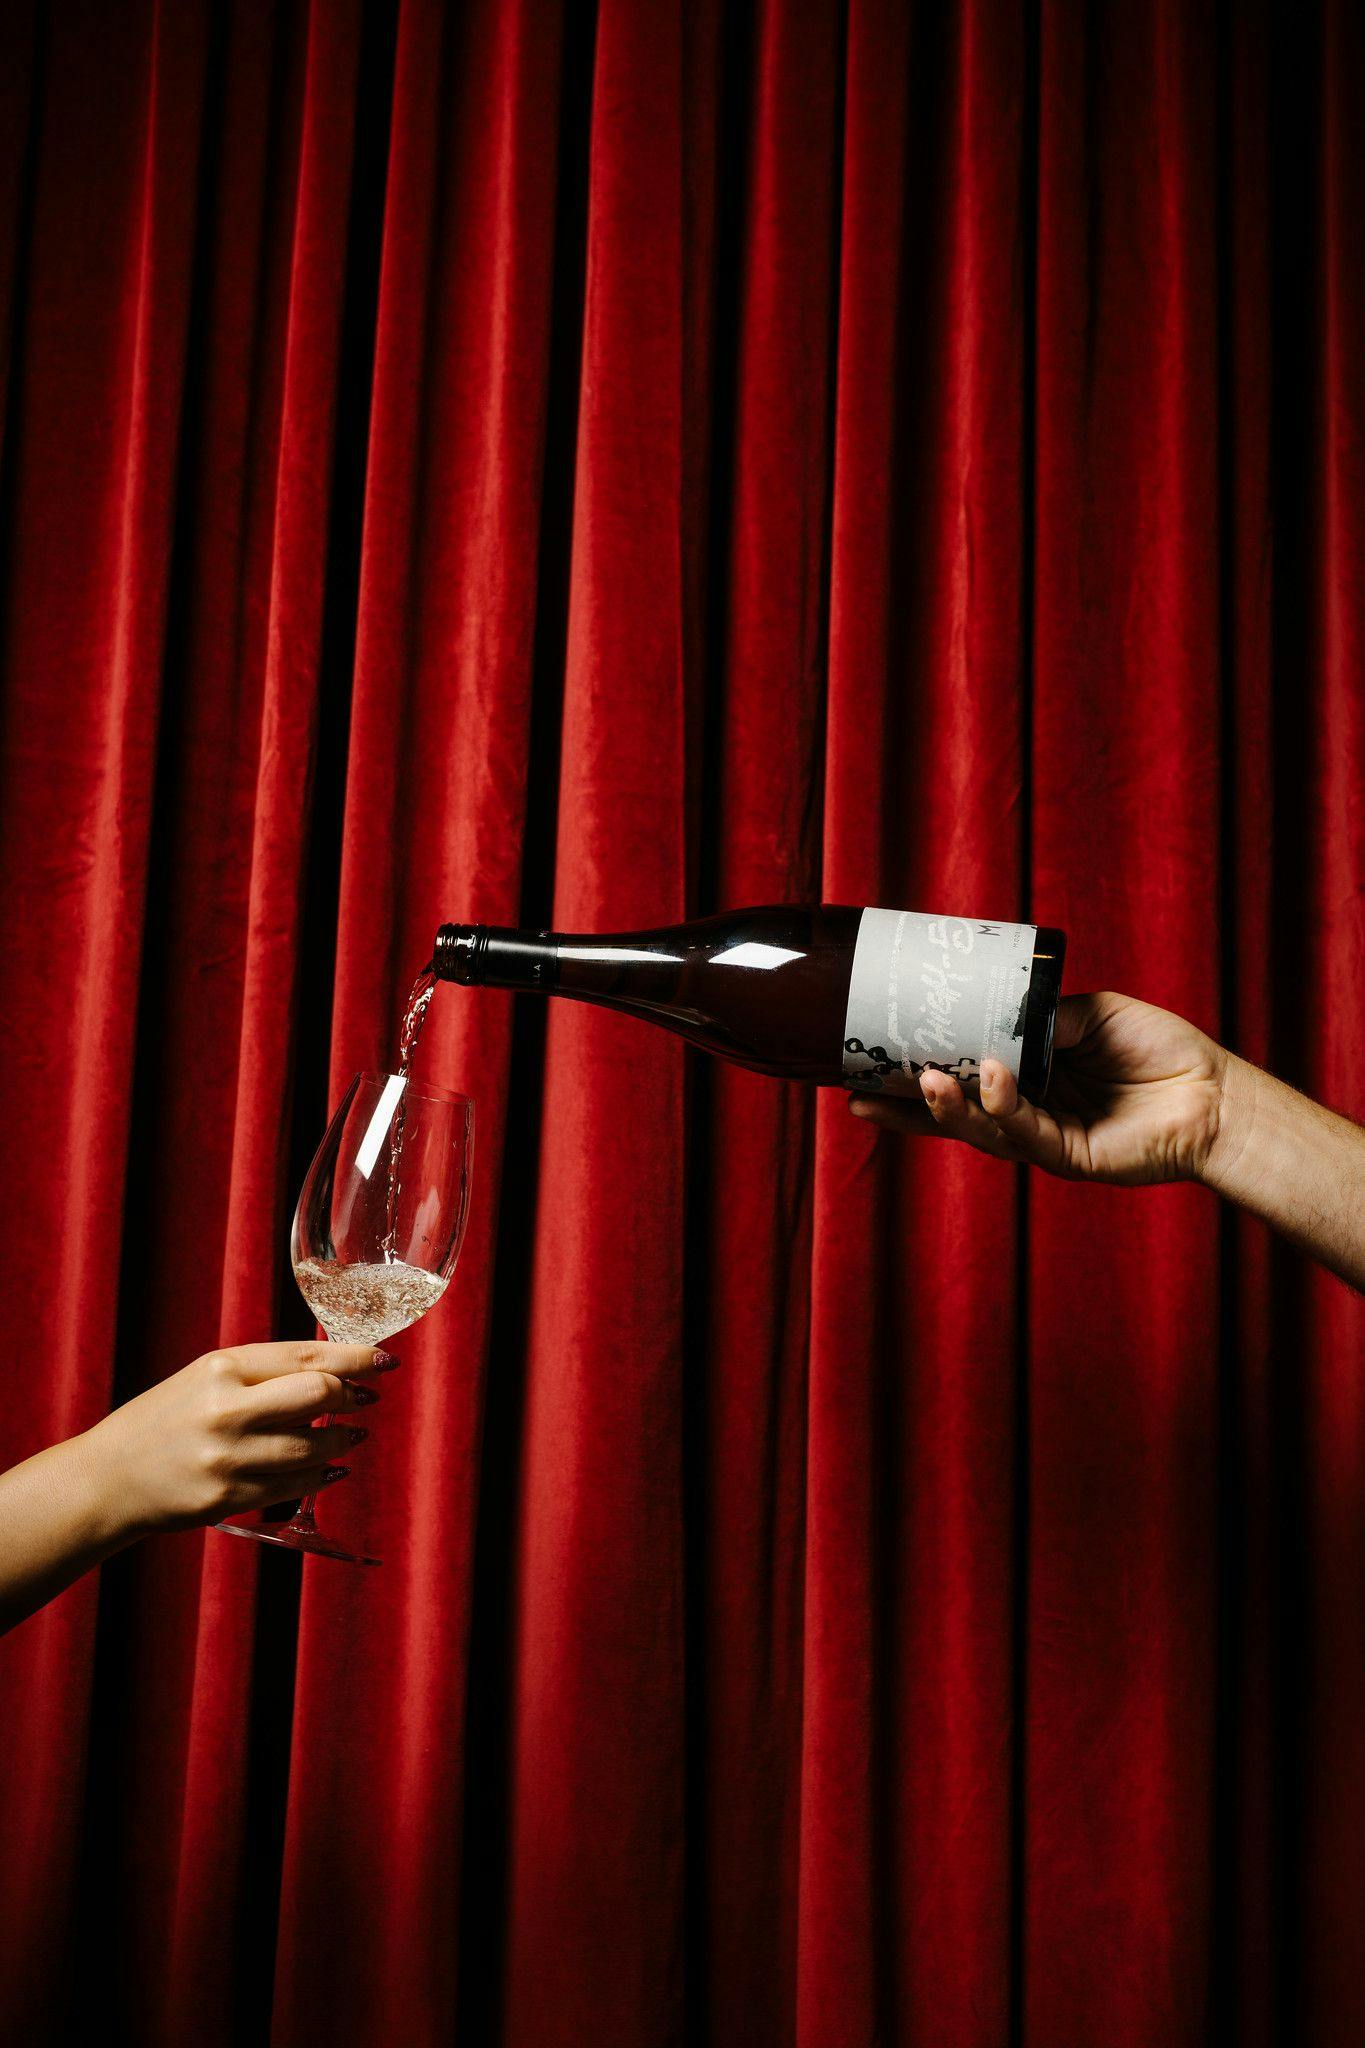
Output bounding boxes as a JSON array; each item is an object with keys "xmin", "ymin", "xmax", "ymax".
[{"xmin": 432, "ymin": 907, "xmax": 1066, "ymax": 1098}]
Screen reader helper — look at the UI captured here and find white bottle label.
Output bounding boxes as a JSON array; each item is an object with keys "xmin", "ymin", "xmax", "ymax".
[{"xmin": 842, "ymin": 908, "xmax": 1037, "ymax": 1094}]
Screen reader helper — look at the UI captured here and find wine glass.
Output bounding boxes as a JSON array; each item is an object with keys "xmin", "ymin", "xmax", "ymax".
[{"xmin": 214, "ymin": 1071, "xmax": 474, "ymax": 1565}]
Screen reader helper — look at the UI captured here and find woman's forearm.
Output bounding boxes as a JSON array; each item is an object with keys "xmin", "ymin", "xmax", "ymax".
[
  {"xmin": 1204, "ymin": 1054, "xmax": 1365, "ymax": 1291},
  {"xmin": 0, "ymin": 1431, "xmax": 132, "ymax": 1634}
]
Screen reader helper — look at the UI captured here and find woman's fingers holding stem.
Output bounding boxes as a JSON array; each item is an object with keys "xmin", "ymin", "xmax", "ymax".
[
  {"xmin": 226, "ymin": 1340, "xmax": 399, "ymax": 1387},
  {"xmin": 238, "ymin": 1422, "xmax": 369, "ymax": 1470},
  {"xmin": 244, "ymin": 1369, "xmax": 383, "ymax": 1425},
  {"xmin": 237, "ymin": 1463, "xmax": 351, "ymax": 1515},
  {"xmin": 211, "ymin": 1341, "xmax": 400, "ymax": 1427}
]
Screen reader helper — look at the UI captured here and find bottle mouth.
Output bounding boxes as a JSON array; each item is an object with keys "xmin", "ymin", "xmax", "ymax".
[{"xmin": 433, "ymin": 924, "xmax": 489, "ymax": 983}]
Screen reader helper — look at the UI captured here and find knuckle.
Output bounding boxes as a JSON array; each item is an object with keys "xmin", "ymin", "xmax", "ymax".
[
  {"xmin": 205, "ymin": 1380, "xmax": 240, "ymax": 1426},
  {"xmin": 199, "ymin": 1441, "xmax": 236, "ymax": 1486},
  {"xmin": 295, "ymin": 1370, "xmax": 333, "ymax": 1411},
  {"xmin": 194, "ymin": 1469, "xmax": 235, "ymax": 1518},
  {"xmin": 202, "ymin": 1349, "xmax": 238, "ymax": 1385},
  {"xmin": 233, "ymin": 1476, "xmax": 277, "ymax": 1514}
]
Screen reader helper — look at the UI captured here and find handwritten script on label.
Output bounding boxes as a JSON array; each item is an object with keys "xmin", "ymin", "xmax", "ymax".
[{"xmin": 910, "ymin": 916, "xmax": 976, "ymax": 1058}]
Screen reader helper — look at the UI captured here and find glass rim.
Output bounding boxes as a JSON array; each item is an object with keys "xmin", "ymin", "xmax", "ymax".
[{"xmin": 350, "ymin": 1069, "xmax": 475, "ymax": 1111}]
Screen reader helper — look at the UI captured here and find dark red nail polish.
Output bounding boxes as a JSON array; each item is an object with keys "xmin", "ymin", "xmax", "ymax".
[
  {"xmin": 319, "ymin": 1465, "xmax": 350, "ymax": 1486},
  {"xmin": 341, "ymin": 1425, "xmax": 368, "ymax": 1447},
  {"xmin": 372, "ymin": 1349, "xmax": 400, "ymax": 1371},
  {"xmin": 351, "ymin": 1385, "xmax": 380, "ymax": 1407}
]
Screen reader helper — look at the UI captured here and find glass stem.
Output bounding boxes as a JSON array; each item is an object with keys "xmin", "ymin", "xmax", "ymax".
[
  {"xmin": 289, "ymin": 1488, "xmax": 321, "ymax": 1533},
  {"xmin": 285, "ymin": 1331, "xmax": 336, "ymax": 1534}
]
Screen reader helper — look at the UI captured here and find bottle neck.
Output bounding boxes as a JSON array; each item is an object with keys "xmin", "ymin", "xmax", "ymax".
[
  {"xmin": 433, "ymin": 923, "xmax": 561, "ymax": 991},
  {"xmin": 434, "ymin": 922, "xmax": 689, "ymax": 1007}
]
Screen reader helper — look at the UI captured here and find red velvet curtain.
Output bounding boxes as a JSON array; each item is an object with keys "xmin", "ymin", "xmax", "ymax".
[{"xmin": 1, "ymin": 0, "xmax": 1363, "ymax": 2041}]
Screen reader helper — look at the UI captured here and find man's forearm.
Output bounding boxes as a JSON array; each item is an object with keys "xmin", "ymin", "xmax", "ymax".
[{"xmin": 1204, "ymin": 1054, "xmax": 1365, "ymax": 1291}]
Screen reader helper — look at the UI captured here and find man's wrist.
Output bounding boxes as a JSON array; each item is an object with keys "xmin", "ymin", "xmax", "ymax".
[{"xmin": 1200, "ymin": 1050, "xmax": 1261, "ymax": 1199}]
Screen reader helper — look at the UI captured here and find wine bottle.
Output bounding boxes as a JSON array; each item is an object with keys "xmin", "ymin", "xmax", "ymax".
[{"xmin": 432, "ymin": 907, "xmax": 1066, "ymax": 1098}]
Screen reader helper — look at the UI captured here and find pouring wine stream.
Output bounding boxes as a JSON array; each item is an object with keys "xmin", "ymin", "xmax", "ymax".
[{"xmin": 381, "ymin": 962, "xmax": 439, "ymax": 1266}]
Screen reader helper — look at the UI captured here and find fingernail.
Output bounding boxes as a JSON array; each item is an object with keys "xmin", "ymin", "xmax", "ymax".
[
  {"xmin": 341, "ymin": 1425, "xmax": 368, "ymax": 1447},
  {"xmin": 319, "ymin": 1465, "xmax": 350, "ymax": 1486},
  {"xmin": 351, "ymin": 1385, "xmax": 380, "ymax": 1407},
  {"xmin": 372, "ymin": 1349, "xmax": 400, "ymax": 1372}
]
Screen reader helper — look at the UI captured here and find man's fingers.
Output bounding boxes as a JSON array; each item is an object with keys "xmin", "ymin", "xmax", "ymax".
[
  {"xmin": 848, "ymin": 1095, "xmax": 937, "ymax": 1136},
  {"xmin": 978, "ymin": 1060, "xmax": 1075, "ymax": 1171},
  {"xmin": 849, "ymin": 1079, "xmax": 1027, "ymax": 1161},
  {"xmin": 916, "ymin": 1071, "xmax": 1030, "ymax": 1161},
  {"xmin": 848, "ymin": 1061, "xmax": 1096, "ymax": 1180},
  {"xmin": 226, "ymin": 1341, "xmax": 398, "ymax": 1387}
]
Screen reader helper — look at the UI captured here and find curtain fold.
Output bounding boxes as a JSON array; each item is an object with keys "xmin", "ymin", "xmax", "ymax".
[
  {"xmin": 272, "ymin": 2, "xmax": 564, "ymax": 2038},
  {"xmin": 1025, "ymin": 3, "xmax": 1225, "ymax": 2039},
  {"xmin": 1, "ymin": 2, "xmax": 1362, "ymax": 2043}
]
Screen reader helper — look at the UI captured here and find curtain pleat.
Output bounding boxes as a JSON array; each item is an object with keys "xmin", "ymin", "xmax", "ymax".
[
  {"xmin": 805, "ymin": 0, "xmax": 1033, "ymax": 2034},
  {"xmin": 1025, "ymin": 3, "xmax": 1224, "ymax": 2040},
  {"xmin": 273, "ymin": 2, "xmax": 564, "ymax": 2039},
  {"xmin": 0, "ymin": 1, "xmax": 209, "ymax": 2025},
  {"xmin": 500, "ymin": 5, "xmax": 696, "ymax": 2037},
  {"xmin": 154, "ymin": 5, "xmax": 368, "ymax": 2037},
  {"xmin": 0, "ymin": 3, "xmax": 1362, "ymax": 2044}
]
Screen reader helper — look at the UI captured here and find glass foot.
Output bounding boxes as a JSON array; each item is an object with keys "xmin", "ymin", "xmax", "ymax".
[{"xmin": 212, "ymin": 1518, "xmax": 380, "ymax": 1566}]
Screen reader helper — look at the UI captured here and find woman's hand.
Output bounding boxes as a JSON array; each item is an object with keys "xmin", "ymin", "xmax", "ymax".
[
  {"xmin": 848, "ymin": 992, "xmax": 1230, "ymax": 1185},
  {"xmin": 79, "ymin": 1339, "xmax": 397, "ymax": 1539},
  {"xmin": 1, "ymin": 1340, "xmax": 401, "ymax": 1633}
]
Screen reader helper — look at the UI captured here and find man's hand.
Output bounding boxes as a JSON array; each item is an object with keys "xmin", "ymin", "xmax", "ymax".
[
  {"xmin": 848, "ymin": 990, "xmax": 1365, "ymax": 1292},
  {"xmin": 848, "ymin": 992, "xmax": 1230, "ymax": 1185}
]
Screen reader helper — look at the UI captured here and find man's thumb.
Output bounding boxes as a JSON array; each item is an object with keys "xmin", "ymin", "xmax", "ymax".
[{"xmin": 1052, "ymin": 991, "xmax": 1123, "ymax": 1052}]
